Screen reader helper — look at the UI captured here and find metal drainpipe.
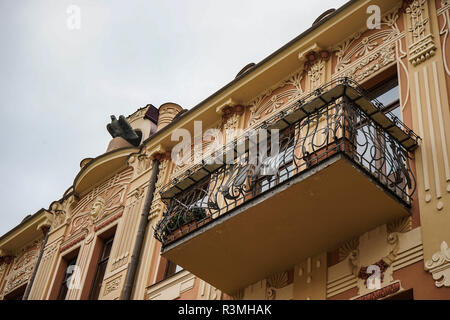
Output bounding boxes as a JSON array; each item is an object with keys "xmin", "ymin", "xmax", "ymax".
[
  {"xmin": 121, "ymin": 157, "xmax": 160, "ymax": 300},
  {"xmin": 23, "ymin": 225, "xmax": 50, "ymax": 300}
]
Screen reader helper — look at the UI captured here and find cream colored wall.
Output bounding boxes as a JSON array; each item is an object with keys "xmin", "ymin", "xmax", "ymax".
[
  {"xmin": 7, "ymin": 0, "xmax": 450, "ymax": 301},
  {"xmin": 406, "ymin": 0, "xmax": 450, "ymax": 288}
]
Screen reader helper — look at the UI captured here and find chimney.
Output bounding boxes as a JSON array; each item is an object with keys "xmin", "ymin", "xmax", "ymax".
[{"xmin": 157, "ymin": 103, "xmax": 183, "ymax": 131}]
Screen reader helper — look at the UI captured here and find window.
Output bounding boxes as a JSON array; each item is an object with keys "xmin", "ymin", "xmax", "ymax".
[
  {"xmin": 370, "ymin": 76, "xmax": 400, "ymax": 122},
  {"xmin": 356, "ymin": 76, "xmax": 402, "ymax": 178},
  {"xmin": 3, "ymin": 284, "xmax": 27, "ymax": 300},
  {"xmin": 56, "ymin": 255, "xmax": 79, "ymax": 300},
  {"xmin": 254, "ymin": 126, "xmax": 296, "ymax": 194},
  {"xmin": 88, "ymin": 236, "xmax": 114, "ymax": 300},
  {"xmin": 164, "ymin": 260, "xmax": 183, "ymax": 279}
]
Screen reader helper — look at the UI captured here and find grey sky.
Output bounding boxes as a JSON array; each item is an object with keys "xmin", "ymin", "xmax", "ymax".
[{"xmin": 0, "ymin": 0, "xmax": 348, "ymax": 236}]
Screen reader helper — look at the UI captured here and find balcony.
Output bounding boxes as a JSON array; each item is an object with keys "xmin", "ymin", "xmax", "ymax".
[{"xmin": 153, "ymin": 78, "xmax": 419, "ymax": 295}]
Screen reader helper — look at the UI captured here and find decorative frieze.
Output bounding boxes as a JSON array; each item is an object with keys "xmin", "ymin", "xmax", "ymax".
[
  {"xmin": 333, "ymin": 8, "xmax": 403, "ymax": 81},
  {"xmin": 248, "ymin": 71, "xmax": 304, "ymax": 126},
  {"xmin": 60, "ymin": 167, "xmax": 133, "ymax": 252},
  {"xmin": 2, "ymin": 241, "xmax": 41, "ymax": 294}
]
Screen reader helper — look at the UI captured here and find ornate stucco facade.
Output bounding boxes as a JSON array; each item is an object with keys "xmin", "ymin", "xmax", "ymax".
[{"xmin": 1, "ymin": 0, "xmax": 449, "ymax": 300}]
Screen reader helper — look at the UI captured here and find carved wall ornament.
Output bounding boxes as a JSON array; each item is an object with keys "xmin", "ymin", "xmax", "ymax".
[
  {"xmin": 338, "ymin": 237, "xmax": 360, "ymax": 261},
  {"xmin": 334, "ymin": 38, "xmax": 398, "ymax": 83},
  {"xmin": 50, "ymin": 201, "xmax": 67, "ymax": 229},
  {"xmin": 2, "ymin": 241, "xmax": 41, "ymax": 294},
  {"xmin": 308, "ymin": 59, "xmax": 325, "ymax": 89},
  {"xmin": 248, "ymin": 70, "xmax": 304, "ymax": 126},
  {"xmin": 265, "ymin": 287, "xmax": 276, "ymax": 300},
  {"xmin": 438, "ymin": 0, "xmax": 450, "ymax": 76},
  {"xmin": 90, "ymin": 197, "xmax": 106, "ymax": 221},
  {"xmin": 349, "ymin": 249, "xmax": 360, "ymax": 277},
  {"xmin": 267, "ymin": 271, "xmax": 289, "ymax": 289},
  {"xmin": 332, "ymin": 7, "xmax": 405, "ymax": 83},
  {"xmin": 265, "ymin": 271, "xmax": 291, "ymax": 300},
  {"xmin": 356, "ymin": 233, "xmax": 400, "ymax": 288},
  {"xmin": 128, "ymin": 152, "xmax": 153, "ymax": 179},
  {"xmin": 42, "ymin": 242, "xmax": 58, "ymax": 263},
  {"xmin": 62, "ymin": 168, "xmax": 132, "ymax": 250},
  {"xmin": 405, "ymin": 0, "xmax": 429, "ymax": 40},
  {"xmin": 133, "ymin": 186, "xmax": 145, "ymax": 200},
  {"xmin": 302, "ymin": 50, "xmax": 329, "ymax": 90},
  {"xmin": 409, "ymin": 34, "xmax": 436, "ymax": 66},
  {"xmin": 425, "ymin": 241, "xmax": 450, "ymax": 287},
  {"xmin": 387, "ymin": 216, "xmax": 412, "ymax": 234},
  {"xmin": 104, "ymin": 276, "xmax": 122, "ymax": 296},
  {"xmin": 404, "ymin": 0, "xmax": 436, "ymax": 66},
  {"xmin": 0, "ymin": 263, "xmax": 7, "ymax": 283},
  {"xmin": 333, "ymin": 8, "xmax": 401, "ymax": 71}
]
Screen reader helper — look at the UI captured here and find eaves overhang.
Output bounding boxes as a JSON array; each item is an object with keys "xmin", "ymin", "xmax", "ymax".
[
  {"xmin": 0, "ymin": 209, "xmax": 51, "ymax": 253},
  {"xmin": 139, "ymin": 0, "xmax": 399, "ymax": 153}
]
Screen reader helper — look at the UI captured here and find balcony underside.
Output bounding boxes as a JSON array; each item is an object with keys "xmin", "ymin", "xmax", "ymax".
[{"xmin": 161, "ymin": 153, "xmax": 410, "ymax": 295}]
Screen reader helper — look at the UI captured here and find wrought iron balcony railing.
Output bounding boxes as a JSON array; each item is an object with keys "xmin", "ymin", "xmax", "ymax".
[{"xmin": 154, "ymin": 78, "xmax": 420, "ymax": 247}]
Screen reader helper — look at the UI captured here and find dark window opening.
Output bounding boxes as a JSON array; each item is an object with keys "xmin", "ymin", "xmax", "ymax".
[
  {"xmin": 89, "ymin": 236, "xmax": 114, "ymax": 300},
  {"xmin": 370, "ymin": 76, "xmax": 400, "ymax": 121},
  {"xmin": 164, "ymin": 260, "xmax": 183, "ymax": 280},
  {"xmin": 3, "ymin": 284, "xmax": 27, "ymax": 300},
  {"xmin": 356, "ymin": 76, "xmax": 402, "ymax": 177},
  {"xmin": 56, "ymin": 254, "xmax": 79, "ymax": 300},
  {"xmin": 384, "ymin": 288, "xmax": 414, "ymax": 300}
]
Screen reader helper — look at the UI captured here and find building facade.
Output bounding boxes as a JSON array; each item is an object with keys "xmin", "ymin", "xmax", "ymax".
[{"xmin": 1, "ymin": 0, "xmax": 450, "ymax": 300}]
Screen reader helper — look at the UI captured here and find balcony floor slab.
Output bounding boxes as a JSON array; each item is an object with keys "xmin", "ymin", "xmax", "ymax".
[{"xmin": 162, "ymin": 153, "xmax": 410, "ymax": 295}]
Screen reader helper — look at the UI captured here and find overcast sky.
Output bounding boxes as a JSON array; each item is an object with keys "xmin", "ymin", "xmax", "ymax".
[{"xmin": 0, "ymin": 0, "xmax": 348, "ymax": 236}]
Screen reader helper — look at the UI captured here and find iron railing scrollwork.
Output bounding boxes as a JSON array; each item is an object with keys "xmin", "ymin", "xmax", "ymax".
[{"xmin": 154, "ymin": 79, "xmax": 418, "ymax": 247}]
